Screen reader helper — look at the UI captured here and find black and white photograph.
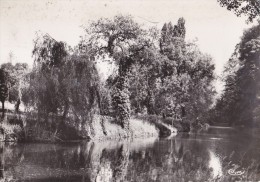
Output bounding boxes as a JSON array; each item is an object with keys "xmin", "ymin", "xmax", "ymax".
[{"xmin": 0, "ymin": 0, "xmax": 260, "ymax": 181}]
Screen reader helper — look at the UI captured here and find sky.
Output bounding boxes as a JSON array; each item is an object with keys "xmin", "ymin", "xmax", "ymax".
[{"xmin": 0, "ymin": 0, "xmax": 254, "ymax": 93}]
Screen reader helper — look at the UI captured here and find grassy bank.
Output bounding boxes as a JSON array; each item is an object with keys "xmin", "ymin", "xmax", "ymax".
[
  {"xmin": 88, "ymin": 116, "xmax": 160, "ymax": 141},
  {"xmin": 135, "ymin": 115, "xmax": 188, "ymax": 132},
  {"xmin": 0, "ymin": 113, "xmax": 179, "ymax": 142}
]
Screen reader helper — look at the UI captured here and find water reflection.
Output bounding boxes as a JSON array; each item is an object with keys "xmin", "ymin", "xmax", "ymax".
[
  {"xmin": 208, "ymin": 150, "xmax": 222, "ymax": 178},
  {"xmin": 0, "ymin": 142, "xmax": 4, "ymax": 179},
  {"xmin": 0, "ymin": 127, "xmax": 260, "ymax": 182}
]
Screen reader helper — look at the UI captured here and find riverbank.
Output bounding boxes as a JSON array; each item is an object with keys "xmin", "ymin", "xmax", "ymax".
[{"xmin": 0, "ymin": 113, "xmax": 178, "ymax": 142}]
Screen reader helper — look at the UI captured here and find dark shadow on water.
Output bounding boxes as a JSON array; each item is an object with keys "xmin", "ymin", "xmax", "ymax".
[{"xmin": 1, "ymin": 128, "xmax": 260, "ymax": 181}]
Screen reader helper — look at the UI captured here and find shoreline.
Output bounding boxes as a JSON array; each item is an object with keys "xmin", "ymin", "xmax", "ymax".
[{"xmin": 0, "ymin": 114, "xmax": 178, "ymax": 143}]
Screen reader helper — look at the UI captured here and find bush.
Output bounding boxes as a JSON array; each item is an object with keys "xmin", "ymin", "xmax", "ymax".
[{"xmin": 0, "ymin": 121, "xmax": 22, "ymax": 141}]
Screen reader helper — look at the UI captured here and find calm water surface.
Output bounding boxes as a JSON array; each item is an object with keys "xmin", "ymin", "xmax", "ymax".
[{"xmin": 1, "ymin": 127, "xmax": 260, "ymax": 182}]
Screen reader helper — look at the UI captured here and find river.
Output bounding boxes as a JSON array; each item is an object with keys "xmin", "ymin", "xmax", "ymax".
[{"xmin": 1, "ymin": 127, "xmax": 260, "ymax": 181}]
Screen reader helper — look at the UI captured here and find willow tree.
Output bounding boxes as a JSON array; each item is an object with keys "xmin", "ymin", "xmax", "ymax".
[
  {"xmin": 80, "ymin": 15, "xmax": 155, "ymax": 130},
  {"xmin": 30, "ymin": 34, "xmax": 68, "ymax": 119}
]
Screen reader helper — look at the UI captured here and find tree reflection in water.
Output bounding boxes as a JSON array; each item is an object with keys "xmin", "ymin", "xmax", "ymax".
[
  {"xmin": 0, "ymin": 142, "xmax": 4, "ymax": 179},
  {"xmin": 208, "ymin": 150, "xmax": 223, "ymax": 178},
  {"xmin": 1, "ymin": 130, "xmax": 260, "ymax": 182}
]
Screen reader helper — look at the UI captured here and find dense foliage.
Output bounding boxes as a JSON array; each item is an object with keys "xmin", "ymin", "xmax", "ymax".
[
  {"xmin": 21, "ymin": 34, "xmax": 101, "ymax": 137},
  {"xmin": 0, "ymin": 68, "xmax": 8, "ymax": 118},
  {"xmin": 0, "ymin": 63, "xmax": 28, "ymax": 117},
  {"xmin": 79, "ymin": 15, "xmax": 158, "ymax": 130},
  {"xmin": 213, "ymin": 21, "xmax": 260, "ymax": 126},
  {"xmin": 1, "ymin": 15, "xmax": 216, "ymax": 135},
  {"xmin": 217, "ymin": 0, "xmax": 260, "ymax": 22},
  {"xmin": 128, "ymin": 18, "xmax": 215, "ymax": 126}
]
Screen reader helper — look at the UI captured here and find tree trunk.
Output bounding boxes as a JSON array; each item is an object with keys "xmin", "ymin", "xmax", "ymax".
[
  {"xmin": 62, "ymin": 103, "xmax": 69, "ymax": 120},
  {"xmin": 146, "ymin": 90, "xmax": 155, "ymax": 115},
  {"xmin": 16, "ymin": 81, "xmax": 22, "ymax": 113},
  {"xmin": 1, "ymin": 101, "xmax": 4, "ymax": 119},
  {"xmin": 15, "ymin": 98, "xmax": 21, "ymax": 113},
  {"xmin": 61, "ymin": 103, "xmax": 69, "ymax": 127}
]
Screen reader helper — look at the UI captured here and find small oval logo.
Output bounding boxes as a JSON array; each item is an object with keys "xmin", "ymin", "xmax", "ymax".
[{"xmin": 228, "ymin": 165, "xmax": 245, "ymax": 176}]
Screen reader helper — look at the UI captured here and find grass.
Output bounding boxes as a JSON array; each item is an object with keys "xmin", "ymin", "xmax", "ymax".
[
  {"xmin": 89, "ymin": 115, "xmax": 160, "ymax": 141},
  {"xmin": 134, "ymin": 114, "xmax": 181, "ymax": 135}
]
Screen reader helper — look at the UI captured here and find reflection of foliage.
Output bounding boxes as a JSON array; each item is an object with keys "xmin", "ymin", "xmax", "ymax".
[
  {"xmin": 1, "ymin": 138, "xmax": 260, "ymax": 182},
  {"xmin": 113, "ymin": 144, "xmax": 129, "ymax": 181},
  {"xmin": 125, "ymin": 138, "xmax": 215, "ymax": 182}
]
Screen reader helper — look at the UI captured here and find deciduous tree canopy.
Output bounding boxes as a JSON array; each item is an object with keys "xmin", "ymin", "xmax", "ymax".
[
  {"xmin": 217, "ymin": 0, "xmax": 260, "ymax": 22},
  {"xmin": 213, "ymin": 21, "xmax": 260, "ymax": 126}
]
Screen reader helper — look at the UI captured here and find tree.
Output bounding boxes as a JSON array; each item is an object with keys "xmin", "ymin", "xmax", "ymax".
[
  {"xmin": 63, "ymin": 54, "xmax": 101, "ymax": 133},
  {"xmin": 159, "ymin": 18, "xmax": 214, "ymax": 121},
  {"xmin": 1, "ymin": 63, "xmax": 29, "ymax": 113},
  {"xmin": 128, "ymin": 18, "xmax": 215, "ymax": 129},
  {"xmin": 81, "ymin": 15, "xmax": 155, "ymax": 130},
  {"xmin": 235, "ymin": 22, "xmax": 260, "ymax": 125},
  {"xmin": 0, "ymin": 69, "xmax": 8, "ymax": 118},
  {"xmin": 217, "ymin": 0, "xmax": 260, "ymax": 22},
  {"xmin": 24, "ymin": 33, "xmax": 102, "ymax": 138},
  {"xmin": 20, "ymin": 33, "xmax": 71, "ymax": 135},
  {"xmin": 32, "ymin": 33, "xmax": 67, "ymax": 68},
  {"xmin": 13, "ymin": 63, "xmax": 29, "ymax": 112},
  {"xmin": 30, "ymin": 33, "xmax": 68, "ymax": 118},
  {"xmin": 214, "ymin": 22, "xmax": 260, "ymax": 126}
]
